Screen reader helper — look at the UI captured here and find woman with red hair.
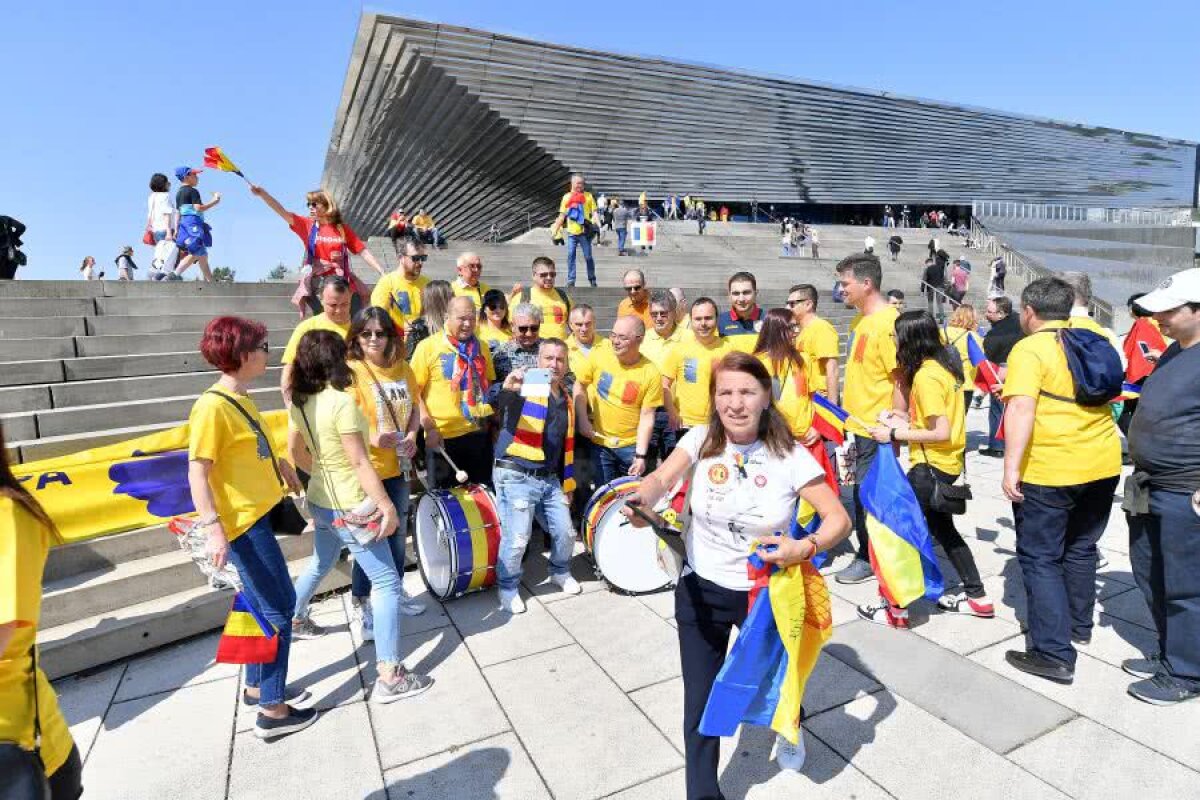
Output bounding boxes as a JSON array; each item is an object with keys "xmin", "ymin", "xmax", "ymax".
[{"xmin": 187, "ymin": 316, "xmax": 317, "ymax": 740}]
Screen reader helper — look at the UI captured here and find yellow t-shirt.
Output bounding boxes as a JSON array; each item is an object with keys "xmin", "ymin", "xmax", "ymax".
[
  {"xmin": 513, "ymin": 286, "xmax": 572, "ymax": 340},
  {"xmin": 567, "ymin": 335, "xmax": 610, "ymax": 378},
  {"xmin": 412, "ymin": 213, "xmax": 435, "ymax": 230},
  {"xmin": 348, "ymin": 359, "xmax": 416, "ymax": 480},
  {"xmin": 843, "ymin": 306, "xmax": 900, "ymax": 435},
  {"xmin": 479, "ymin": 323, "xmax": 511, "ymax": 354},
  {"xmin": 281, "ymin": 313, "xmax": 351, "ymax": 364},
  {"xmin": 558, "ymin": 191, "xmax": 597, "ymax": 236},
  {"xmin": 797, "ymin": 316, "xmax": 840, "ymax": 393},
  {"xmin": 289, "ymin": 386, "xmax": 370, "ymax": 511},
  {"xmin": 641, "ymin": 326, "xmax": 685, "ymax": 371},
  {"xmin": 576, "ymin": 347, "xmax": 664, "ymax": 447},
  {"xmin": 410, "ymin": 334, "xmax": 497, "ymax": 439},
  {"xmin": 662, "ymin": 336, "xmax": 732, "ymax": 427},
  {"xmin": 0, "ymin": 497, "xmax": 73, "ymax": 776},
  {"xmin": 452, "ymin": 278, "xmax": 491, "ymax": 309},
  {"xmin": 908, "ymin": 360, "xmax": 966, "ymax": 476},
  {"xmin": 758, "ymin": 352, "xmax": 815, "ymax": 439},
  {"xmin": 1002, "ymin": 321, "xmax": 1122, "ymax": 486},
  {"xmin": 943, "ymin": 326, "xmax": 979, "ymax": 387},
  {"xmin": 371, "ymin": 271, "xmax": 428, "ymax": 331},
  {"xmin": 188, "ymin": 387, "xmax": 286, "ymax": 539}
]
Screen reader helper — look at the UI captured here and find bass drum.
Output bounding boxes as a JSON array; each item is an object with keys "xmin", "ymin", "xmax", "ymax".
[
  {"xmin": 582, "ymin": 477, "xmax": 675, "ymax": 595},
  {"xmin": 413, "ymin": 484, "xmax": 502, "ymax": 601}
]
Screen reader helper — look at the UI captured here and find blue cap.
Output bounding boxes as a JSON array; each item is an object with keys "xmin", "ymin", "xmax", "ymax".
[{"xmin": 174, "ymin": 166, "xmax": 202, "ymax": 181}]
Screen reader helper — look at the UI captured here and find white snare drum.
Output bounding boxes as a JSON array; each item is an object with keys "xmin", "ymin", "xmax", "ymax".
[
  {"xmin": 582, "ymin": 477, "xmax": 676, "ymax": 594},
  {"xmin": 413, "ymin": 484, "xmax": 502, "ymax": 601}
]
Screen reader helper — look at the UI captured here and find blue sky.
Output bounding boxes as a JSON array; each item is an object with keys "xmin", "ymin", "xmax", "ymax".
[{"xmin": 2, "ymin": 0, "xmax": 1196, "ymax": 281}]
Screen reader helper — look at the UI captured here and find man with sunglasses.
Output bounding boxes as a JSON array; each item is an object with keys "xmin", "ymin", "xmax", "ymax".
[
  {"xmin": 371, "ymin": 238, "xmax": 430, "ymax": 334},
  {"xmin": 788, "ymin": 284, "xmax": 840, "ymax": 403},
  {"xmin": 451, "ymin": 251, "xmax": 491, "ymax": 307},
  {"xmin": 280, "ymin": 276, "xmax": 353, "ymax": 404},
  {"xmin": 617, "ymin": 269, "xmax": 653, "ymax": 326},
  {"xmin": 510, "ymin": 256, "xmax": 572, "ymax": 339},
  {"xmin": 490, "ymin": 304, "xmax": 545, "ymax": 391},
  {"xmin": 641, "ymin": 291, "xmax": 687, "ymax": 470},
  {"xmin": 717, "ymin": 271, "xmax": 763, "ymax": 353}
]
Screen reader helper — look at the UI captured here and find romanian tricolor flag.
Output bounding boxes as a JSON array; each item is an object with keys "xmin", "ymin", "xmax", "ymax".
[
  {"xmin": 1120, "ymin": 381, "xmax": 1142, "ymax": 401},
  {"xmin": 860, "ymin": 447, "xmax": 943, "ymax": 609},
  {"xmin": 203, "ymin": 146, "xmax": 244, "ymax": 177},
  {"xmin": 967, "ymin": 334, "xmax": 1002, "ymax": 395},
  {"xmin": 215, "ymin": 592, "xmax": 279, "ymax": 664},
  {"xmin": 810, "ymin": 393, "xmax": 848, "ymax": 445}
]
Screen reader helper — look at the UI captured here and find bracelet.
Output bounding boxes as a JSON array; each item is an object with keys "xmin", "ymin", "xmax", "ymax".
[
  {"xmin": 803, "ymin": 536, "xmax": 821, "ymax": 560},
  {"xmin": 193, "ymin": 516, "xmax": 220, "ymax": 530},
  {"xmin": 634, "ymin": 452, "xmax": 647, "ymax": 459},
  {"xmin": 888, "ymin": 427, "xmax": 897, "ymax": 443}
]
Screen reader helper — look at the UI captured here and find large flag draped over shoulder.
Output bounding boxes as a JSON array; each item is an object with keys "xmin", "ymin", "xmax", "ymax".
[
  {"xmin": 13, "ymin": 410, "xmax": 290, "ymax": 544},
  {"xmin": 860, "ymin": 447, "xmax": 943, "ymax": 608}
]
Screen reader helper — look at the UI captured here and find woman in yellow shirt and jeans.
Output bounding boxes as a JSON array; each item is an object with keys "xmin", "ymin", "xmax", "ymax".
[
  {"xmin": 0, "ymin": 422, "xmax": 82, "ymax": 798},
  {"xmin": 868, "ymin": 311, "xmax": 994, "ymax": 625}
]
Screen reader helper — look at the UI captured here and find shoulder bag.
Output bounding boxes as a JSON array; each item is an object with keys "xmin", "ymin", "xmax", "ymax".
[
  {"xmin": 204, "ymin": 391, "xmax": 308, "ymax": 535},
  {"xmin": 916, "ymin": 441, "xmax": 972, "ymax": 515},
  {"xmin": 0, "ymin": 647, "xmax": 51, "ymax": 800}
]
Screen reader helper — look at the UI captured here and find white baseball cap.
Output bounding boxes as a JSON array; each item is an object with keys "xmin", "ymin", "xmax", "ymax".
[{"xmin": 1136, "ymin": 268, "xmax": 1200, "ymax": 313}]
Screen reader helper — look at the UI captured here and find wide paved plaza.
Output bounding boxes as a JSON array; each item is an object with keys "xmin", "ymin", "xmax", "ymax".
[{"xmin": 52, "ymin": 406, "xmax": 1200, "ymax": 799}]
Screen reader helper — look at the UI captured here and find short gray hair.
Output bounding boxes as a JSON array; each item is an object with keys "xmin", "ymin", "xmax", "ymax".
[
  {"xmin": 649, "ymin": 290, "xmax": 677, "ymax": 313},
  {"xmin": 1058, "ymin": 271, "xmax": 1092, "ymax": 306},
  {"xmin": 512, "ymin": 302, "xmax": 543, "ymax": 324}
]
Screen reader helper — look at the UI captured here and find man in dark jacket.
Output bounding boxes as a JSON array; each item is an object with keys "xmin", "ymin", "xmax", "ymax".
[
  {"xmin": 0, "ymin": 215, "xmax": 27, "ymax": 279},
  {"xmin": 979, "ymin": 296, "xmax": 1024, "ymax": 457}
]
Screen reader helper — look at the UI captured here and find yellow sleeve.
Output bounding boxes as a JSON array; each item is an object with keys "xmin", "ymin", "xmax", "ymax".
[
  {"xmin": 877, "ymin": 325, "xmax": 898, "ymax": 374},
  {"xmin": 585, "ymin": 194, "xmax": 597, "ymax": 217},
  {"xmin": 661, "ymin": 347, "xmax": 682, "ymax": 383},
  {"xmin": 813, "ymin": 323, "xmax": 840, "ymax": 360},
  {"xmin": 331, "ymin": 392, "xmax": 362, "ymax": 436},
  {"xmin": 281, "ymin": 320, "xmax": 309, "ymax": 364},
  {"xmin": 575, "ymin": 357, "xmax": 595, "ymax": 387},
  {"xmin": 410, "ymin": 340, "xmax": 431, "ymax": 391},
  {"xmin": 0, "ymin": 500, "xmax": 45, "ymax": 626},
  {"xmin": 481, "ymin": 341, "xmax": 497, "ymax": 381},
  {"xmin": 188, "ymin": 398, "xmax": 225, "ymax": 462},
  {"xmin": 642, "ymin": 364, "xmax": 664, "ymax": 407},
  {"xmin": 912, "ymin": 369, "xmax": 949, "ymax": 423},
  {"xmin": 370, "ymin": 276, "xmax": 391, "ymax": 309},
  {"xmin": 558, "ymin": 194, "xmax": 570, "ymax": 213},
  {"xmin": 1002, "ymin": 344, "xmax": 1043, "ymax": 400}
]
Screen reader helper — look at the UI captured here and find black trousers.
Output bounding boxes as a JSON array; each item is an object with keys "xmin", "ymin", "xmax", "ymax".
[
  {"xmin": 426, "ymin": 430, "xmax": 493, "ymax": 488},
  {"xmin": 850, "ymin": 436, "xmax": 880, "ymax": 561},
  {"xmin": 676, "ymin": 571, "xmax": 749, "ymax": 800},
  {"xmin": 49, "ymin": 744, "xmax": 84, "ymax": 799},
  {"xmin": 908, "ymin": 464, "xmax": 984, "ymax": 597}
]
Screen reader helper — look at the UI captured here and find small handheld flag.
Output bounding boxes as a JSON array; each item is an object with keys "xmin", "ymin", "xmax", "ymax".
[
  {"xmin": 810, "ymin": 393, "xmax": 869, "ymax": 445},
  {"xmin": 216, "ymin": 591, "xmax": 279, "ymax": 664},
  {"xmin": 966, "ymin": 334, "xmax": 1002, "ymax": 394},
  {"xmin": 203, "ymin": 147, "xmax": 248, "ymax": 182}
]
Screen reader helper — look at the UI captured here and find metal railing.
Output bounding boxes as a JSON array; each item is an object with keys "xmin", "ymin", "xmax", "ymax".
[
  {"xmin": 970, "ymin": 216, "xmax": 1115, "ymax": 327},
  {"xmin": 973, "ymin": 200, "xmax": 1193, "ymax": 227}
]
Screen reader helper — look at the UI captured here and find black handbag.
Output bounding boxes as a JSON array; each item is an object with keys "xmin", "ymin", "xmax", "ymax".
[
  {"xmin": 915, "ymin": 447, "xmax": 972, "ymax": 516},
  {"xmin": 0, "ymin": 647, "xmax": 51, "ymax": 800},
  {"xmin": 204, "ymin": 391, "xmax": 308, "ymax": 535}
]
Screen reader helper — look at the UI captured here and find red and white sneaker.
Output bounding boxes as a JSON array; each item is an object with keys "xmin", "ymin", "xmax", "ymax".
[
  {"xmin": 937, "ymin": 592, "xmax": 995, "ymax": 618},
  {"xmin": 857, "ymin": 600, "xmax": 909, "ymax": 629}
]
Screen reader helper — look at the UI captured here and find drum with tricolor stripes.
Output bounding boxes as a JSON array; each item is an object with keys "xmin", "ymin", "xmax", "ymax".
[
  {"xmin": 582, "ymin": 477, "xmax": 678, "ymax": 594},
  {"xmin": 413, "ymin": 484, "xmax": 502, "ymax": 601}
]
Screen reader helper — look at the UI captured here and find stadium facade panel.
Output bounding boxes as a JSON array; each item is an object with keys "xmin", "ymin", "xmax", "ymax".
[{"xmin": 324, "ymin": 14, "xmax": 1200, "ymax": 240}]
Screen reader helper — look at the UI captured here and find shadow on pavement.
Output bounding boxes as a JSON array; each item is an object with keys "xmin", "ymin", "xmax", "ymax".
[{"xmin": 365, "ymin": 747, "xmax": 512, "ymax": 800}]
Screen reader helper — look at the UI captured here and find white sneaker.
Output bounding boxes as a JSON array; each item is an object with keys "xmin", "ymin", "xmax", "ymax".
[
  {"xmin": 551, "ymin": 573, "xmax": 582, "ymax": 595},
  {"xmin": 498, "ymin": 588, "xmax": 526, "ymax": 614},
  {"xmin": 351, "ymin": 599, "xmax": 374, "ymax": 643},
  {"xmin": 774, "ymin": 733, "xmax": 806, "ymax": 772},
  {"xmin": 397, "ymin": 588, "xmax": 427, "ymax": 616}
]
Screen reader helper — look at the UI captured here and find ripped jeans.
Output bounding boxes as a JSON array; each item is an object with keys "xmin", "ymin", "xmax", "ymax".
[{"xmin": 494, "ymin": 466, "xmax": 576, "ymax": 592}]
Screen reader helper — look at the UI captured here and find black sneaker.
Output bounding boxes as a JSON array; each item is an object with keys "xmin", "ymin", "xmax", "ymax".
[
  {"xmin": 1005, "ymin": 650, "xmax": 1074, "ymax": 684},
  {"xmin": 977, "ymin": 447, "xmax": 1005, "ymax": 459},
  {"xmin": 254, "ymin": 705, "xmax": 319, "ymax": 740},
  {"xmin": 241, "ymin": 686, "xmax": 312, "ymax": 707},
  {"xmin": 834, "ymin": 559, "xmax": 875, "ymax": 585},
  {"xmin": 1128, "ymin": 674, "xmax": 1200, "ymax": 706},
  {"xmin": 1122, "ymin": 656, "xmax": 1162, "ymax": 680}
]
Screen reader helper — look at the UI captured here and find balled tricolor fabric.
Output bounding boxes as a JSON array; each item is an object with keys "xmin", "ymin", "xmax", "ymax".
[
  {"xmin": 966, "ymin": 334, "xmax": 1003, "ymax": 394},
  {"xmin": 216, "ymin": 592, "xmax": 278, "ymax": 664}
]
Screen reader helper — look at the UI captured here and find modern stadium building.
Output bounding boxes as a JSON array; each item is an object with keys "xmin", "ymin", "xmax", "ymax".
[{"xmin": 322, "ymin": 13, "xmax": 1199, "ymax": 242}]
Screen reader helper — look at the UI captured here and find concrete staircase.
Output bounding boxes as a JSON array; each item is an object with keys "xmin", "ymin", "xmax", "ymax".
[{"xmin": 1, "ymin": 222, "xmax": 984, "ymax": 678}]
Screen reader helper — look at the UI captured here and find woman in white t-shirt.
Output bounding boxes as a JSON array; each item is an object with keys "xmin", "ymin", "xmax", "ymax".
[
  {"xmin": 146, "ymin": 172, "xmax": 176, "ymax": 276},
  {"xmin": 625, "ymin": 351, "xmax": 849, "ymax": 795}
]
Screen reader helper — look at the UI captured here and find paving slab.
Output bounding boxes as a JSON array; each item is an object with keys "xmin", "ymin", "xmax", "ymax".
[
  {"xmin": 372, "ymin": 625, "xmax": 510, "ymax": 770},
  {"xmin": 52, "ymin": 662, "xmax": 124, "ymax": 761},
  {"xmin": 443, "ymin": 586, "xmax": 574, "ymax": 667},
  {"xmin": 547, "ymin": 589, "xmax": 679, "ymax": 691},
  {"xmin": 911, "ymin": 606, "xmax": 1025, "ymax": 655},
  {"xmin": 827, "ymin": 620, "xmax": 1075, "ymax": 755},
  {"xmin": 484, "ymin": 644, "xmax": 682, "ymax": 799},
  {"xmin": 806, "ymin": 692, "xmax": 1069, "ymax": 799},
  {"xmin": 1077, "ymin": 612, "xmax": 1158, "ymax": 670},
  {"xmin": 633, "ymin": 586, "xmax": 677, "ymax": 619},
  {"xmin": 517, "ymin": 541, "xmax": 607, "ymax": 603},
  {"xmin": 628, "ymin": 677, "xmax": 686, "ymax": 752},
  {"xmin": 1096, "ymin": 586, "xmax": 1156, "ymax": 631},
  {"xmin": 112, "ymin": 631, "xmax": 239, "ymax": 702},
  {"xmin": 82, "ymin": 677, "xmax": 236, "ymax": 800},
  {"xmin": 381, "ymin": 731, "xmax": 551, "ymax": 800},
  {"xmin": 229, "ymin": 702, "xmax": 385, "ymax": 800},
  {"xmin": 971, "ymin": 641, "xmax": 1200, "ymax": 772},
  {"xmin": 603, "ymin": 769, "xmax": 688, "ymax": 799},
  {"xmin": 1009, "ymin": 718, "xmax": 1200, "ymax": 800}
]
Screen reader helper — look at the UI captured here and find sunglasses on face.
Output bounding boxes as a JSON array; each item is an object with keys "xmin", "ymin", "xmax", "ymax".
[
  {"xmin": 306, "ymin": 201, "xmax": 325, "ymax": 209},
  {"xmin": 359, "ymin": 329, "xmax": 389, "ymax": 340},
  {"xmin": 624, "ymin": 285, "xmax": 644, "ymax": 292},
  {"xmin": 516, "ymin": 325, "xmax": 540, "ymax": 334},
  {"xmin": 408, "ymin": 254, "xmax": 428, "ymax": 263},
  {"xmin": 535, "ymin": 272, "xmax": 556, "ymax": 279},
  {"xmin": 785, "ymin": 299, "xmax": 808, "ymax": 308},
  {"xmin": 255, "ymin": 341, "xmax": 270, "ymax": 353}
]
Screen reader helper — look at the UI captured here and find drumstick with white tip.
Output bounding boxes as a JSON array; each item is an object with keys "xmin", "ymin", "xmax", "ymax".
[{"xmin": 437, "ymin": 448, "xmax": 469, "ymax": 484}]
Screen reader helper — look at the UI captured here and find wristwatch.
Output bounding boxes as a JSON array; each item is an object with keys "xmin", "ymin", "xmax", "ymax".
[{"xmin": 634, "ymin": 452, "xmax": 647, "ymax": 459}]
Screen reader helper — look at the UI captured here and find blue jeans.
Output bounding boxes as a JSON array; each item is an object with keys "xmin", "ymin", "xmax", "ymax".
[
  {"xmin": 648, "ymin": 408, "xmax": 676, "ymax": 470},
  {"xmin": 595, "ymin": 443, "xmax": 636, "ymax": 486},
  {"xmin": 296, "ymin": 502, "xmax": 404, "ymax": 664},
  {"xmin": 227, "ymin": 515, "xmax": 296, "ymax": 706},
  {"xmin": 616, "ymin": 227, "xmax": 628, "ymax": 253},
  {"xmin": 565, "ymin": 232, "xmax": 596, "ymax": 285},
  {"xmin": 1013, "ymin": 477, "xmax": 1119, "ymax": 668},
  {"xmin": 495, "ymin": 466, "xmax": 576, "ymax": 591},
  {"xmin": 1128, "ymin": 490, "xmax": 1200, "ymax": 687},
  {"xmin": 351, "ymin": 476, "xmax": 410, "ymax": 597},
  {"xmin": 987, "ymin": 392, "xmax": 1005, "ymax": 451}
]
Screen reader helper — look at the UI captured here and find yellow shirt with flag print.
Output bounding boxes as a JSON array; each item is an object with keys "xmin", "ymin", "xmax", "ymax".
[
  {"xmin": 575, "ymin": 346, "xmax": 663, "ymax": 447},
  {"xmin": 371, "ymin": 271, "xmax": 428, "ymax": 331},
  {"xmin": 662, "ymin": 336, "xmax": 732, "ymax": 427},
  {"xmin": 758, "ymin": 352, "xmax": 815, "ymax": 439},
  {"xmin": 513, "ymin": 285, "xmax": 572, "ymax": 340},
  {"xmin": 796, "ymin": 316, "xmax": 840, "ymax": 393},
  {"xmin": 452, "ymin": 278, "xmax": 491, "ymax": 309},
  {"xmin": 558, "ymin": 192, "xmax": 597, "ymax": 236},
  {"xmin": 1002, "ymin": 320, "xmax": 1121, "ymax": 486},
  {"xmin": 281, "ymin": 313, "xmax": 350, "ymax": 364},
  {"xmin": 188, "ymin": 386, "xmax": 286, "ymax": 539},
  {"xmin": 410, "ymin": 334, "xmax": 497, "ymax": 439},
  {"xmin": 843, "ymin": 306, "xmax": 900, "ymax": 435},
  {"xmin": 907, "ymin": 359, "xmax": 966, "ymax": 476},
  {"xmin": 567, "ymin": 335, "xmax": 610, "ymax": 379},
  {"xmin": 0, "ymin": 497, "xmax": 74, "ymax": 777}
]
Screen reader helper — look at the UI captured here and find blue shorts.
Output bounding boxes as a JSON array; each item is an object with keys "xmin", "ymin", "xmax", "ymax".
[{"xmin": 176, "ymin": 216, "xmax": 212, "ymax": 257}]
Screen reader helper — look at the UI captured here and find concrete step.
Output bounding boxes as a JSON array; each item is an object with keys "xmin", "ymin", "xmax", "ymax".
[
  {"xmin": 10, "ymin": 421, "xmax": 178, "ymax": 463},
  {"xmin": 0, "ymin": 280, "xmax": 296, "ymax": 299},
  {"xmin": 0, "ymin": 297, "xmax": 94, "ymax": 318},
  {"xmin": 96, "ymin": 296, "xmax": 296, "ymax": 316},
  {"xmin": 43, "ymin": 524, "xmax": 177, "ymax": 583},
  {"xmin": 0, "ymin": 317, "xmax": 88, "ymax": 339},
  {"xmin": 61, "ymin": 347, "xmax": 284, "ymax": 383},
  {"xmin": 85, "ymin": 312, "xmax": 300, "ymax": 337},
  {"xmin": 0, "ymin": 336, "xmax": 75, "ymax": 361},
  {"xmin": 0, "ymin": 359, "xmax": 65, "ymax": 387},
  {"xmin": 73, "ymin": 328, "xmax": 291, "ymax": 358},
  {"xmin": 37, "ymin": 555, "xmax": 351, "ymax": 680}
]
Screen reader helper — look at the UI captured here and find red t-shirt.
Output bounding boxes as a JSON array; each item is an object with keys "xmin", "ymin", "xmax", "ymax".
[{"xmin": 288, "ymin": 214, "xmax": 366, "ymax": 270}]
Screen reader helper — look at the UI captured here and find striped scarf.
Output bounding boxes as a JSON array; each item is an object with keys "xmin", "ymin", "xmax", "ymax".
[
  {"xmin": 504, "ymin": 390, "xmax": 575, "ymax": 494},
  {"xmin": 448, "ymin": 333, "xmax": 492, "ymax": 422}
]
